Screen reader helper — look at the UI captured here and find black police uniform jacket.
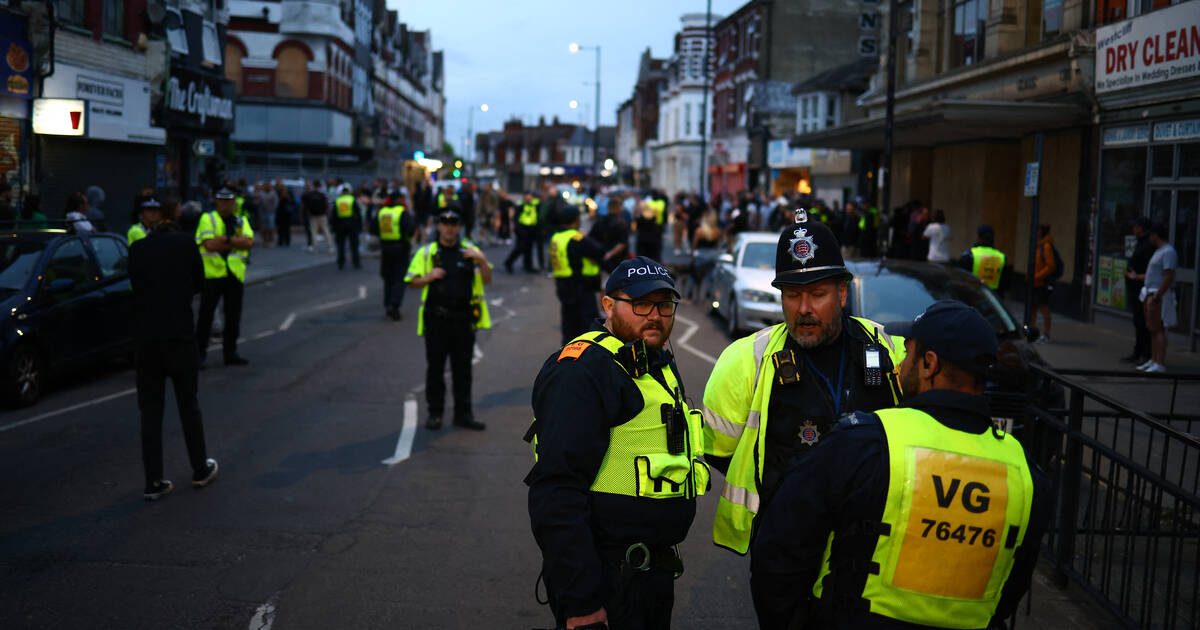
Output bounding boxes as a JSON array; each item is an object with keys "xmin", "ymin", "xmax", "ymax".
[
  {"xmin": 749, "ymin": 390, "xmax": 1052, "ymax": 630},
  {"xmin": 525, "ymin": 322, "xmax": 696, "ymax": 619}
]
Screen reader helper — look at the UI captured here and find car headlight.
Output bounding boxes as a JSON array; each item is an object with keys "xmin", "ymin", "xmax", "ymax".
[{"xmin": 740, "ymin": 289, "xmax": 776, "ymax": 303}]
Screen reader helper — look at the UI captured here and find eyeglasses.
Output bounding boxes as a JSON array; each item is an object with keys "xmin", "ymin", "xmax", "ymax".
[{"xmin": 612, "ymin": 297, "xmax": 678, "ymax": 317}]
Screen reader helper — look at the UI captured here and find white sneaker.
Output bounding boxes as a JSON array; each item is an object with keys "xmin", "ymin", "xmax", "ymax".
[
  {"xmin": 1135, "ymin": 359, "xmax": 1154, "ymax": 371},
  {"xmin": 1143, "ymin": 361, "xmax": 1166, "ymax": 373},
  {"xmin": 1035, "ymin": 335, "xmax": 1050, "ymax": 344}
]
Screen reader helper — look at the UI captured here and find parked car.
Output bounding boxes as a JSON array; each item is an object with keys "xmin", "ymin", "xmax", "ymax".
[
  {"xmin": 708, "ymin": 231, "xmax": 782, "ymax": 335},
  {"xmin": 0, "ymin": 229, "xmax": 135, "ymax": 406}
]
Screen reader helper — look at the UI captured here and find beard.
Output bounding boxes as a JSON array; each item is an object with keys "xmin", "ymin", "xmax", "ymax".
[
  {"xmin": 610, "ymin": 313, "xmax": 672, "ymax": 351},
  {"xmin": 787, "ymin": 307, "xmax": 844, "ymax": 350}
]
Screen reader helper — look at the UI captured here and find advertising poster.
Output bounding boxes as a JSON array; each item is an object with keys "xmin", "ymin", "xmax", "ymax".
[
  {"xmin": 1111, "ymin": 258, "xmax": 1128, "ymax": 310},
  {"xmin": 0, "ymin": 15, "xmax": 31, "ymax": 99},
  {"xmin": 1097, "ymin": 256, "xmax": 1114, "ymax": 306}
]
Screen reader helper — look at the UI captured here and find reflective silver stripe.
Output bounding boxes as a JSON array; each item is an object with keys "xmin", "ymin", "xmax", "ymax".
[
  {"xmin": 200, "ymin": 252, "xmax": 221, "ymax": 258},
  {"xmin": 196, "ymin": 230, "xmax": 215, "ymax": 238},
  {"xmin": 751, "ymin": 326, "xmax": 773, "ymax": 392},
  {"xmin": 721, "ymin": 482, "xmax": 760, "ymax": 513},
  {"xmin": 230, "ymin": 253, "xmax": 248, "ymax": 260},
  {"xmin": 703, "ymin": 407, "xmax": 743, "ymax": 439},
  {"xmin": 745, "ymin": 409, "xmax": 761, "ymax": 430}
]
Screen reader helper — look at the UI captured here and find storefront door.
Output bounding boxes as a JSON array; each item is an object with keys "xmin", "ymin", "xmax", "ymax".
[{"xmin": 1146, "ymin": 186, "xmax": 1198, "ymax": 338}]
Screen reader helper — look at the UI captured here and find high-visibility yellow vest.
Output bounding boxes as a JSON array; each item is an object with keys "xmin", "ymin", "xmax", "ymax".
[
  {"xmin": 403, "ymin": 239, "xmax": 492, "ymax": 336},
  {"xmin": 702, "ymin": 318, "xmax": 906, "ymax": 554},
  {"xmin": 970, "ymin": 246, "xmax": 1006, "ymax": 290},
  {"xmin": 438, "ymin": 192, "xmax": 458, "ymax": 209},
  {"xmin": 529, "ymin": 330, "xmax": 709, "ymax": 500},
  {"xmin": 335, "ymin": 194, "xmax": 355, "ymax": 218},
  {"xmin": 127, "ymin": 223, "xmax": 148, "ymax": 245},
  {"xmin": 378, "ymin": 205, "xmax": 406, "ymax": 241},
  {"xmin": 858, "ymin": 206, "xmax": 879, "ymax": 231},
  {"xmin": 649, "ymin": 199, "xmax": 666, "ymax": 225},
  {"xmin": 518, "ymin": 200, "xmax": 539, "ymax": 226},
  {"xmin": 195, "ymin": 211, "xmax": 254, "ymax": 283},
  {"xmin": 811, "ymin": 407, "xmax": 1034, "ymax": 629},
  {"xmin": 549, "ymin": 228, "xmax": 599, "ymax": 279}
]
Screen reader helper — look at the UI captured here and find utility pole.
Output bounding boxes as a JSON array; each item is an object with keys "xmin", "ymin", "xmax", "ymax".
[
  {"xmin": 699, "ymin": 0, "xmax": 712, "ymax": 201},
  {"xmin": 592, "ymin": 46, "xmax": 601, "ymax": 196},
  {"xmin": 881, "ymin": 0, "xmax": 899, "ymax": 254}
]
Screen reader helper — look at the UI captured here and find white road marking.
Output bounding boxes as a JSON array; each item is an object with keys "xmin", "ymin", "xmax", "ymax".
[
  {"xmin": 0, "ymin": 388, "xmax": 137, "ymax": 433},
  {"xmin": 489, "ymin": 297, "xmax": 504, "ymax": 307},
  {"xmin": 358, "ymin": 285, "xmax": 367, "ymax": 299},
  {"xmin": 381, "ymin": 398, "xmax": 419, "ymax": 465},
  {"xmin": 279, "ymin": 313, "xmax": 296, "ymax": 331},
  {"xmin": 249, "ymin": 330, "xmax": 276, "ymax": 341},
  {"xmin": 472, "ymin": 343, "xmax": 484, "ymax": 365},
  {"xmin": 248, "ymin": 599, "xmax": 276, "ymax": 630},
  {"xmin": 673, "ymin": 314, "xmax": 718, "ymax": 365}
]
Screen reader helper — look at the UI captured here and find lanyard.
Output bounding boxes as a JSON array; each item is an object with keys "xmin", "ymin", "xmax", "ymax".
[{"xmin": 800, "ymin": 335, "xmax": 847, "ymax": 416}]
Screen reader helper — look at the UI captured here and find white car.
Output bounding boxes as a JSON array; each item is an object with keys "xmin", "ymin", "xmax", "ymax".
[{"xmin": 709, "ymin": 232, "xmax": 783, "ymax": 335}]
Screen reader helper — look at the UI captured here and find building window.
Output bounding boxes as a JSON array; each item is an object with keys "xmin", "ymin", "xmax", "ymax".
[
  {"xmin": 56, "ymin": 0, "xmax": 86, "ymax": 27},
  {"xmin": 826, "ymin": 94, "xmax": 840, "ymax": 128},
  {"xmin": 201, "ymin": 21, "xmax": 221, "ymax": 66},
  {"xmin": 946, "ymin": 0, "xmax": 988, "ymax": 69},
  {"xmin": 225, "ymin": 43, "xmax": 243, "ymax": 94},
  {"xmin": 685, "ymin": 103, "xmax": 692, "ymax": 136},
  {"xmin": 166, "ymin": 8, "xmax": 188, "ymax": 55},
  {"xmin": 103, "ymin": 0, "xmax": 124, "ymax": 38},
  {"xmin": 275, "ymin": 45, "xmax": 310, "ymax": 98}
]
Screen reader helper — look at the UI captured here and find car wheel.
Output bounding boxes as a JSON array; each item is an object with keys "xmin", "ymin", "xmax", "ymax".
[
  {"xmin": 727, "ymin": 301, "xmax": 740, "ymax": 337},
  {"xmin": 7, "ymin": 344, "xmax": 43, "ymax": 406}
]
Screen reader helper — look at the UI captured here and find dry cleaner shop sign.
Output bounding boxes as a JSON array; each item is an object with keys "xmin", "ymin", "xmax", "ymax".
[
  {"xmin": 164, "ymin": 75, "xmax": 233, "ymax": 127},
  {"xmin": 1096, "ymin": 1, "xmax": 1200, "ymax": 94}
]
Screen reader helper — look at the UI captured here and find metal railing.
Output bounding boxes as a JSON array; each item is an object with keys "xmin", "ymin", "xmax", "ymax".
[{"xmin": 1023, "ymin": 365, "xmax": 1200, "ymax": 630}]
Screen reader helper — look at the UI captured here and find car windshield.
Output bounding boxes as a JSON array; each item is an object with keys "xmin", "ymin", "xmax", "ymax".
[
  {"xmin": 740, "ymin": 242, "xmax": 775, "ymax": 269},
  {"xmin": 853, "ymin": 266, "xmax": 1018, "ymax": 336},
  {"xmin": 0, "ymin": 239, "xmax": 46, "ymax": 294}
]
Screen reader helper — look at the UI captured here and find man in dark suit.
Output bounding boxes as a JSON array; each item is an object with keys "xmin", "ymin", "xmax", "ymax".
[{"xmin": 128, "ymin": 197, "xmax": 218, "ymax": 501}]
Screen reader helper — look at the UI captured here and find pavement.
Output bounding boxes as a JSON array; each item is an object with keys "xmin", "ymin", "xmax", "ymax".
[{"xmin": 0, "ymin": 231, "xmax": 1176, "ymax": 629}]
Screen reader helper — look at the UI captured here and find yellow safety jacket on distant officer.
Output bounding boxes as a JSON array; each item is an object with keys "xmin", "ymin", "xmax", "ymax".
[
  {"xmin": 335, "ymin": 194, "xmax": 356, "ymax": 219},
  {"xmin": 195, "ymin": 211, "xmax": 254, "ymax": 283},
  {"xmin": 127, "ymin": 222, "xmax": 148, "ymax": 245},
  {"xmin": 703, "ymin": 318, "xmax": 906, "ymax": 554},
  {"xmin": 404, "ymin": 239, "xmax": 492, "ymax": 336},
  {"xmin": 438, "ymin": 192, "xmax": 458, "ymax": 209},
  {"xmin": 970, "ymin": 246, "xmax": 1006, "ymax": 290},
  {"xmin": 649, "ymin": 198, "xmax": 666, "ymax": 225},
  {"xmin": 518, "ymin": 199, "xmax": 540, "ymax": 227},
  {"xmin": 858, "ymin": 206, "xmax": 879, "ymax": 231},
  {"xmin": 549, "ymin": 228, "xmax": 600, "ymax": 279},
  {"xmin": 812, "ymin": 407, "xmax": 1034, "ymax": 629},
  {"xmin": 528, "ymin": 330, "xmax": 710, "ymax": 500},
  {"xmin": 235, "ymin": 195, "xmax": 246, "ymax": 220},
  {"xmin": 377, "ymin": 205, "xmax": 407, "ymax": 241}
]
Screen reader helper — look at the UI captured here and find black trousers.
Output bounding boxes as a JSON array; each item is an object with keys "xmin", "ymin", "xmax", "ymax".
[
  {"xmin": 336, "ymin": 229, "xmax": 361, "ymax": 269},
  {"xmin": 137, "ymin": 339, "xmax": 207, "ymax": 486},
  {"xmin": 548, "ymin": 563, "xmax": 675, "ymax": 630},
  {"xmin": 195, "ymin": 276, "xmax": 244, "ymax": 360},
  {"xmin": 557, "ymin": 280, "xmax": 599, "ymax": 345},
  {"xmin": 424, "ymin": 313, "xmax": 475, "ymax": 420},
  {"xmin": 1131, "ymin": 292, "xmax": 1151, "ymax": 358},
  {"xmin": 380, "ymin": 242, "xmax": 410, "ymax": 309},
  {"xmin": 505, "ymin": 225, "xmax": 538, "ymax": 271}
]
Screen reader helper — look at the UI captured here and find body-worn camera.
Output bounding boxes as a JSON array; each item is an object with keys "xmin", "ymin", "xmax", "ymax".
[{"xmin": 773, "ymin": 349, "xmax": 802, "ymax": 385}]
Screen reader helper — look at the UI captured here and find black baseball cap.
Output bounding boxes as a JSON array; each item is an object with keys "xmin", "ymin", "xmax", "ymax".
[
  {"xmin": 214, "ymin": 187, "xmax": 236, "ymax": 200},
  {"xmin": 884, "ymin": 300, "xmax": 998, "ymax": 374},
  {"xmin": 606, "ymin": 256, "xmax": 680, "ymax": 299},
  {"xmin": 436, "ymin": 209, "xmax": 461, "ymax": 224},
  {"xmin": 138, "ymin": 197, "xmax": 161, "ymax": 209}
]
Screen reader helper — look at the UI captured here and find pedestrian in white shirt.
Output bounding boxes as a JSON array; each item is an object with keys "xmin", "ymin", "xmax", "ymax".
[
  {"xmin": 922, "ymin": 209, "xmax": 951, "ymax": 262},
  {"xmin": 1135, "ymin": 222, "xmax": 1177, "ymax": 372}
]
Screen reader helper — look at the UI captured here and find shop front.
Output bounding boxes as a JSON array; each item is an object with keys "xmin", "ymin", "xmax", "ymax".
[
  {"xmin": 36, "ymin": 63, "xmax": 165, "ymax": 226},
  {"xmin": 1094, "ymin": 0, "xmax": 1200, "ymax": 347},
  {"xmin": 158, "ymin": 64, "xmax": 235, "ymax": 203},
  {"xmin": 767, "ymin": 140, "xmax": 812, "ymax": 197},
  {"xmin": 0, "ymin": 12, "xmax": 31, "ymax": 201}
]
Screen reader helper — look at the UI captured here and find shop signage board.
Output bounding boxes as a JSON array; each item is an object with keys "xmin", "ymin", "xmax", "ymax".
[
  {"xmin": 1102, "ymin": 124, "xmax": 1150, "ymax": 145},
  {"xmin": 160, "ymin": 65, "xmax": 236, "ymax": 134},
  {"xmin": 1153, "ymin": 118, "xmax": 1200, "ymax": 142},
  {"xmin": 41, "ymin": 64, "xmax": 164, "ymax": 144},
  {"xmin": 1095, "ymin": 1, "xmax": 1200, "ymax": 94},
  {"xmin": 32, "ymin": 98, "xmax": 85, "ymax": 136},
  {"xmin": 1024, "ymin": 162, "xmax": 1040, "ymax": 197},
  {"xmin": 0, "ymin": 14, "xmax": 32, "ymax": 100}
]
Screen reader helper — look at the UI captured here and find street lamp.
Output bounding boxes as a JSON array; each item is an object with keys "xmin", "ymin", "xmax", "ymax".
[
  {"xmin": 467, "ymin": 103, "xmax": 490, "ymax": 165},
  {"xmin": 568, "ymin": 99, "xmax": 579, "ymax": 109},
  {"xmin": 569, "ymin": 42, "xmax": 601, "ymax": 193}
]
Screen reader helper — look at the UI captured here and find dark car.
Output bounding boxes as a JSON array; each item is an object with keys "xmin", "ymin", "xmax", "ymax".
[{"xmin": 0, "ymin": 229, "xmax": 134, "ymax": 406}]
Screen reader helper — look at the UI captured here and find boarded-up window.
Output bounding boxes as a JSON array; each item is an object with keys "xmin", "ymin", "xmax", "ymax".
[
  {"xmin": 225, "ymin": 43, "xmax": 243, "ymax": 94},
  {"xmin": 275, "ymin": 46, "xmax": 308, "ymax": 98}
]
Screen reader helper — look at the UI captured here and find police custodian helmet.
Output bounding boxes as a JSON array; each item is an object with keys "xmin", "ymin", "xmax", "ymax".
[{"xmin": 772, "ymin": 208, "xmax": 852, "ymax": 288}]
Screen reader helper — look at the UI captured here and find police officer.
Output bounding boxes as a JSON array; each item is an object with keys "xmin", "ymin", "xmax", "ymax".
[
  {"xmin": 378, "ymin": 189, "xmax": 417, "ymax": 320},
  {"xmin": 129, "ymin": 197, "xmax": 218, "ymax": 500},
  {"xmin": 332, "ymin": 184, "xmax": 362, "ymax": 270},
  {"xmin": 702, "ymin": 209, "xmax": 905, "ymax": 555},
  {"xmin": 526, "ymin": 257, "xmax": 707, "ymax": 629},
  {"xmin": 128, "ymin": 197, "xmax": 162, "ymax": 245},
  {"xmin": 549, "ymin": 205, "xmax": 608, "ymax": 344},
  {"xmin": 503, "ymin": 192, "xmax": 540, "ymax": 273},
  {"xmin": 959, "ymin": 224, "xmax": 1007, "ymax": 294},
  {"xmin": 750, "ymin": 300, "xmax": 1049, "ymax": 630},
  {"xmin": 405, "ymin": 209, "xmax": 491, "ymax": 431},
  {"xmin": 195, "ymin": 187, "xmax": 254, "ymax": 367}
]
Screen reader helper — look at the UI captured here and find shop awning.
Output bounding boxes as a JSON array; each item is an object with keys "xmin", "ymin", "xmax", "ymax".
[{"xmin": 789, "ymin": 100, "xmax": 1088, "ymax": 150}]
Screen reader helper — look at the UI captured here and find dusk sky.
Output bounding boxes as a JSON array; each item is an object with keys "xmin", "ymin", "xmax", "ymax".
[{"xmin": 391, "ymin": 0, "xmax": 748, "ymax": 159}]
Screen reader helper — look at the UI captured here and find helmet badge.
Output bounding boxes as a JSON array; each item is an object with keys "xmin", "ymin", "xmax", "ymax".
[{"xmin": 789, "ymin": 225, "xmax": 818, "ymax": 265}]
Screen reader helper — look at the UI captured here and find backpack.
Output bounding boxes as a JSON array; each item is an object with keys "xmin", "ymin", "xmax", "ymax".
[{"xmin": 1049, "ymin": 244, "xmax": 1064, "ymax": 282}]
